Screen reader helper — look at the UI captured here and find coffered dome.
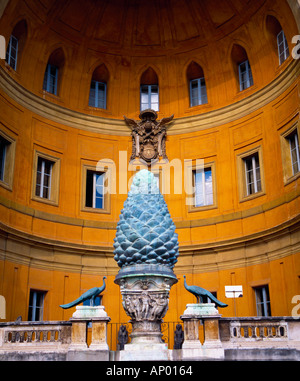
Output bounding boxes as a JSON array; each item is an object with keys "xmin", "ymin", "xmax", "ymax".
[
  {"xmin": 26, "ymin": 0, "xmax": 267, "ymax": 56},
  {"xmin": 1, "ymin": 0, "xmax": 298, "ymax": 121}
]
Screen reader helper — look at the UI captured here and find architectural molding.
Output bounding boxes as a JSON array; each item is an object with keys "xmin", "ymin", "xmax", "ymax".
[
  {"xmin": 0, "ymin": 185, "xmax": 299, "ymax": 232},
  {"xmin": 0, "ymin": 214, "xmax": 299, "ymax": 275},
  {"xmin": 0, "ymin": 59, "xmax": 299, "ymax": 136}
]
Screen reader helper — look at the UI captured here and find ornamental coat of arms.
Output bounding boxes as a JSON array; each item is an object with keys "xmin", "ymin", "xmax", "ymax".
[{"xmin": 124, "ymin": 109, "xmax": 174, "ymax": 165}]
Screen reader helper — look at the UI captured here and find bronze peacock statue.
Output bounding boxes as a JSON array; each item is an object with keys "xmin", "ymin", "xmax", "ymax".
[
  {"xmin": 183, "ymin": 275, "xmax": 228, "ymax": 308},
  {"xmin": 60, "ymin": 276, "xmax": 107, "ymax": 309}
]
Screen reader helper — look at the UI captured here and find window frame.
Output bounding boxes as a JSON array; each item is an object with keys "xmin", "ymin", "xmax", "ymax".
[
  {"xmin": 43, "ymin": 63, "xmax": 59, "ymax": 95},
  {"xmin": 289, "ymin": 129, "xmax": 300, "ymax": 176},
  {"xmin": 237, "ymin": 146, "xmax": 265, "ymax": 202},
  {"xmin": 140, "ymin": 84, "xmax": 159, "ymax": 111},
  {"xmin": 194, "ymin": 167, "xmax": 214, "ymax": 208},
  {"xmin": 35, "ymin": 156, "xmax": 53, "ymax": 200},
  {"xmin": 28, "ymin": 289, "xmax": 47, "ymax": 322},
  {"xmin": 238, "ymin": 60, "xmax": 253, "ymax": 91},
  {"xmin": 81, "ymin": 164, "xmax": 111, "ymax": 214},
  {"xmin": 189, "ymin": 77, "xmax": 208, "ymax": 107},
  {"xmin": 89, "ymin": 80, "xmax": 107, "ymax": 109},
  {"xmin": 0, "ymin": 130, "xmax": 16, "ymax": 191},
  {"xmin": 31, "ymin": 150, "xmax": 60, "ymax": 206},
  {"xmin": 277, "ymin": 30, "xmax": 290, "ymax": 65},
  {"xmin": 186, "ymin": 161, "xmax": 217, "ymax": 213},
  {"xmin": 244, "ymin": 152, "xmax": 261, "ymax": 196},
  {"xmin": 280, "ymin": 122, "xmax": 300, "ymax": 185},
  {"xmin": 88, "ymin": 170, "xmax": 105, "ymax": 209},
  {"xmin": 254, "ymin": 285, "xmax": 271, "ymax": 317},
  {"xmin": 5, "ymin": 34, "xmax": 18, "ymax": 70}
]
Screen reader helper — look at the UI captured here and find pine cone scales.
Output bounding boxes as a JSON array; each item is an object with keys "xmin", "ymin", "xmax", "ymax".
[{"xmin": 113, "ymin": 170, "xmax": 179, "ymax": 269}]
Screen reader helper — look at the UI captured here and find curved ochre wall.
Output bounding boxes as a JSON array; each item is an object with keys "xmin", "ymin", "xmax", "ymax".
[{"xmin": 0, "ymin": 0, "xmax": 299, "ymax": 323}]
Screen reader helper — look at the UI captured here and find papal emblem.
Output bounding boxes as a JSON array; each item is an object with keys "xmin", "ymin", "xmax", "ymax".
[{"xmin": 124, "ymin": 109, "xmax": 174, "ymax": 165}]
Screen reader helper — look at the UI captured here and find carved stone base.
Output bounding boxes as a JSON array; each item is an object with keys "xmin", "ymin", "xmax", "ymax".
[
  {"xmin": 118, "ymin": 343, "xmax": 170, "ymax": 361},
  {"xmin": 114, "ymin": 264, "xmax": 177, "ymax": 349},
  {"xmin": 130, "ymin": 319, "xmax": 163, "ymax": 344}
]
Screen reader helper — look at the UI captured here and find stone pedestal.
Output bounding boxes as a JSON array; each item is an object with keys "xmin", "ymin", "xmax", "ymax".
[
  {"xmin": 180, "ymin": 303, "xmax": 224, "ymax": 360},
  {"xmin": 89, "ymin": 320, "xmax": 110, "ymax": 350},
  {"xmin": 114, "ymin": 264, "xmax": 177, "ymax": 361},
  {"xmin": 71, "ymin": 305, "xmax": 108, "ymax": 320},
  {"xmin": 118, "ymin": 342, "xmax": 170, "ymax": 361},
  {"xmin": 69, "ymin": 320, "xmax": 88, "ymax": 350},
  {"xmin": 68, "ymin": 305, "xmax": 110, "ymax": 354},
  {"xmin": 202, "ymin": 316, "xmax": 224, "ymax": 359}
]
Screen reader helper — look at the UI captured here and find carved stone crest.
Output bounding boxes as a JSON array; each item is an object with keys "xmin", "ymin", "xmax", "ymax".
[{"xmin": 124, "ymin": 109, "xmax": 174, "ymax": 165}]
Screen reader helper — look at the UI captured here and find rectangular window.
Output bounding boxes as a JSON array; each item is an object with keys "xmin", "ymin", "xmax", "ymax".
[
  {"xmin": 0, "ymin": 136, "xmax": 10, "ymax": 182},
  {"xmin": 238, "ymin": 60, "xmax": 253, "ymax": 91},
  {"xmin": 5, "ymin": 35, "xmax": 18, "ymax": 70},
  {"xmin": 190, "ymin": 78, "xmax": 207, "ymax": 107},
  {"xmin": 85, "ymin": 170, "xmax": 105, "ymax": 209},
  {"xmin": 81, "ymin": 164, "xmax": 111, "ymax": 214},
  {"xmin": 237, "ymin": 146, "xmax": 265, "ymax": 202},
  {"xmin": 32, "ymin": 151, "xmax": 60, "ymax": 205},
  {"xmin": 207, "ymin": 291, "xmax": 217, "ymax": 304},
  {"xmin": 140, "ymin": 85, "xmax": 159, "ymax": 111},
  {"xmin": 194, "ymin": 167, "xmax": 213, "ymax": 207},
  {"xmin": 89, "ymin": 80, "xmax": 107, "ymax": 109},
  {"xmin": 83, "ymin": 296, "xmax": 101, "ymax": 307},
  {"xmin": 187, "ymin": 161, "xmax": 217, "ymax": 212},
  {"xmin": 244, "ymin": 152, "xmax": 261, "ymax": 196},
  {"xmin": 0, "ymin": 131, "xmax": 16, "ymax": 190},
  {"xmin": 153, "ymin": 172, "xmax": 160, "ymax": 189},
  {"xmin": 35, "ymin": 157, "xmax": 53, "ymax": 200},
  {"xmin": 28, "ymin": 290, "xmax": 46, "ymax": 321},
  {"xmin": 277, "ymin": 30, "xmax": 290, "ymax": 65},
  {"xmin": 254, "ymin": 285, "xmax": 271, "ymax": 317},
  {"xmin": 43, "ymin": 63, "xmax": 58, "ymax": 95},
  {"xmin": 280, "ymin": 123, "xmax": 300, "ymax": 184},
  {"xmin": 288, "ymin": 129, "xmax": 300, "ymax": 176}
]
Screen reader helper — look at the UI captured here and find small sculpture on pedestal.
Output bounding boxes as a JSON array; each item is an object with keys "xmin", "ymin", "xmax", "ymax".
[
  {"xmin": 174, "ymin": 324, "xmax": 184, "ymax": 349},
  {"xmin": 60, "ymin": 276, "xmax": 107, "ymax": 309},
  {"xmin": 117, "ymin": 325, "xmax": 129, "ymax": 350},
  {"xmin": 183, "ymin": 275, "xmax": 227, "ymax": 307},
  {"xmin": 181, "ymin": 275, "xmax": 227, "ymax": 359}
]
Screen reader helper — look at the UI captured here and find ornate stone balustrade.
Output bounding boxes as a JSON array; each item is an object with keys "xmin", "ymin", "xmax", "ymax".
[
  {"xmin": 217, "ymin": 317, "xmax": 300, "ymax": 360},
  {"xmin": 0, "ymin": 321, "xmax": 71, "ymax": 348},
  {"xmin": 229, "ymin": 319, "xmax": 288, "ymax": 341},
  {"xmin": 0, "ymin": 316, "xmax": 299, "ymax": 360}
]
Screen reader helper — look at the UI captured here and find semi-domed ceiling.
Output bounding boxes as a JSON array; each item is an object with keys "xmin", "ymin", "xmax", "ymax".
[{"xmin": 26, "ymin": 0, "xmax": 265, "ymax": 56}]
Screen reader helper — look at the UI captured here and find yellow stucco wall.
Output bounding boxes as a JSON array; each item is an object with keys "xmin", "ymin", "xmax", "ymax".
[{"xmin": 0, "ymin": 0, "xmax": 299, "ymax": 324}]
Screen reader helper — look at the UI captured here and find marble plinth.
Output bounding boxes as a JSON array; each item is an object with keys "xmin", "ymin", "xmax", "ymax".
[
  {"xmin": 180, "ymin": 303, "xmax": 225, "ymax": 360},
  {"xmin": 71, "ymin": 305, "xmax": 108, "ymax": 319},
  {"xmin": 115, "ymin": 264, "xmax": 177, "ymax": 349},
  {"xmin": 182, "ymin": 303, "xmax": 220, "ymax": 317},
  {"xmin": 118, "ymin": 343, "xmax": 170, "ymax": 361},
  {"xmin": 68, "ymin": 305, "xmax": 110, "ymax": 352}
]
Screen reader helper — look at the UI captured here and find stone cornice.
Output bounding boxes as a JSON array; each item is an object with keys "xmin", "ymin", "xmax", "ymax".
[
  {"xmin": 171, "ymin": 58, "xmax": 300, "ymax": 135},
  {"xmin": 0, "ymin": 213, "xmax": 299, "ymax": 275},
  {"xmin": 0, "ymin": 59, "xmax": 299, "ymax": 136},
  {"xmin": 0, "ymin": 185, "xmax": 299, "ymax": 232}
]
